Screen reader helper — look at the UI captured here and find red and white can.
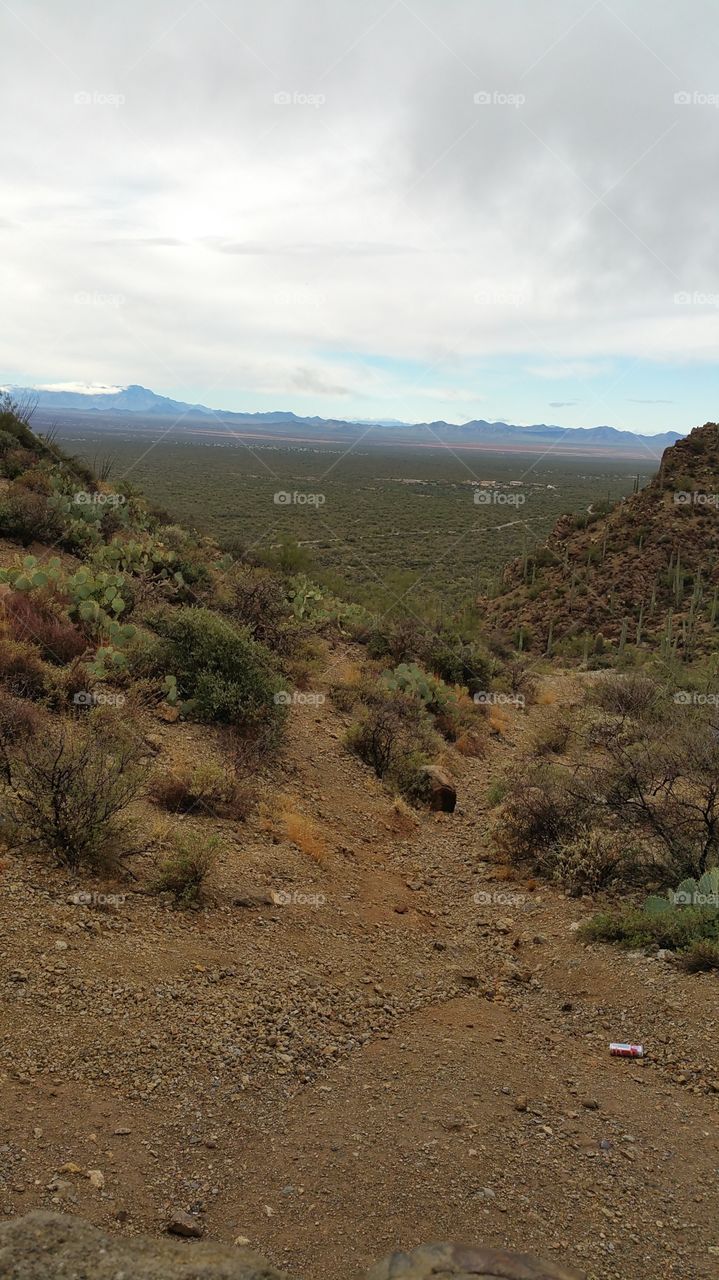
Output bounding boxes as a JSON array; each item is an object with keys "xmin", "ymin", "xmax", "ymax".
[{"xmin": 609, "ymin": 1043, "xmax": 644, "ymax": 1058}]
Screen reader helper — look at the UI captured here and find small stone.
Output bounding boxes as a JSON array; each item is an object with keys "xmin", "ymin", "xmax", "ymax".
[{"xmin": 166, "ymin": 1210, "xmax": 204, "ymax": 1238}]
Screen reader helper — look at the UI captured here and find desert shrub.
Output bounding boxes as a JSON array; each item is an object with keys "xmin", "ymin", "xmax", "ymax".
[
  {"xmin": 588, "ymin": 673, "xmax": 661, "ymax": 718},
  {"xmin": 495, "ymin": 770, "xmax": 590, "ymax": 868},
  {"xmin": 486, "ymin": 778, "xmax": 509, "ymax": 807},
  {"xmin": 2, "ymin": 591, "xmax": 87, "ymax": 665},
  {"xmin": 423, "ymin": 633, "xmax": 492, "ymax": 697},
  {"xmin": 145, "ymin": 606, "xmax": 286, "ymax": 740},
  {"xmin": 0, "ymin": 486, "xmax": 63, "ymax": 544},
  {"xmin": 0, "ymin": 636, "xmax": 51, "ymax": 699},
  {"xmin": 14, "ymin": 467, "xmax": 53, "ymax": 495},
  {"xmin": 152, "ymin": 830, "xmax": 218, "ymax": 905},
  {"xmin": 679, "ymin": 940, "xmax": 719, "ymax": 972},
  {"xmin": 496, "ymin": 660, "xmax": 538, "ymax": 705},
  {"xmin": 546, "ymin": 826, "xmax": 624, "ymax": 893},
  {"xmin": 150, "ymin": 761, "xmax": 255, "ymax": 819},
  {"xmin": 347, "ymin": 690, "xmax": 440, "ymax": 802},
  {"xmin": 224, "ymin": 563, "xmax": 296, "ymax": 654},
  {"xmin": 0, "ymin": 691, "xmax": 42, "ymax": 781},
  {"xmin": 1, "ymin": 715, "xmax": 145, "ymax": 869},
  {"xmin": 123, "ymin": 627, "xmax": 168, "ymax": 678},
  {"xmin": 531, "ymin": 713, "xmax": 572, "ymax": 757},
  {"xmin": 0, "ymin": 430, "xmax": 18, "ymax": 456},
  {"xmin": 585, "ymin": 707, "xmax": 719, "ymax": 880},
  {"xmin": 580, "ymin": 905, "xmax": 719, "ymax": 952},
  {"xmin": 1, "ymin": 448, "xmax": 38, "ymax": 480}
]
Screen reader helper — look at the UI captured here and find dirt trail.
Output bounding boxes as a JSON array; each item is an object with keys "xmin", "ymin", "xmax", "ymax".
[{"xmin": 1, "ymin": 662, "xmax": 717, "ymax": 1280}]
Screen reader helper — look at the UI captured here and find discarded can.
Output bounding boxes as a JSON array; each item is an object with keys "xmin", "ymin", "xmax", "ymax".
[{"xmin": 609, "ymin": 1043, "xmax": 644, "ymax": 1058}]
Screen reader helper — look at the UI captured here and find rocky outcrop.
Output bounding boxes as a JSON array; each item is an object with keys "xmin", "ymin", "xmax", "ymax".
[{"xmin": 0, "ymin": 1213, "xmax": 585, "ymax": 1280}]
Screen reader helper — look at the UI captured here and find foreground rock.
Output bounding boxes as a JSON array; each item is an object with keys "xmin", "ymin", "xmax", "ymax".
[
  {"xmin": 0, "ymin": 1213, "xmax": 585, "ymax": 1280},
  {"xmin": 367, "ymin": 1242, "xmax": 585, "ymax": 1279},
  {"xmin": 0, "ymin": 1212, "xmax": 290, "ymax": 1280}
]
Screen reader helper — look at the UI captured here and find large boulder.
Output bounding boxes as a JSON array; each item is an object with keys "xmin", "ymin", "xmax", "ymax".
[
  {"xmin": 418, "ymin": 766, "xmax": 457, "ymax": 812},
  {"xmin": 0, "ymin": 1213, "xmax": 586, "ymax": 1280}
]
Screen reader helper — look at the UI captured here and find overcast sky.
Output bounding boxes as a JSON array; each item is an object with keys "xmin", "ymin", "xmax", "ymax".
[{"xmin": 2, "ymin": 0, "xmax": 718, "ymax": 432}]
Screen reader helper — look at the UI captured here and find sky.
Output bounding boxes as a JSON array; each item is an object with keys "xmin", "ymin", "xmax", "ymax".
[{"xmin": 2, "ymin": 0, "xmax": 719, "ymax": 434}]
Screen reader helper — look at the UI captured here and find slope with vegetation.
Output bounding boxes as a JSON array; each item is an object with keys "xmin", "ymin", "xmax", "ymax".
[
  {"xmin": 484, "ymin": 421, "xmax": 719, "ymax": 660},
  {"xmin": 1, "ymin": 399, "xmax": 718, "ymax": 1280}
]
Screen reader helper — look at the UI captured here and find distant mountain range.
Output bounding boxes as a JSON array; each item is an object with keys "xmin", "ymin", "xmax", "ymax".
[{"xmin": 5, "ymin": 383, "xmax": 683, "ymax": 457}]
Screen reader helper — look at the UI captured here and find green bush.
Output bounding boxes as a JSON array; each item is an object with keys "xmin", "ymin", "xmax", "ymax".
[
  {"xmin": 152, "ymin": 830, "xmax": 219, "ymax": 905},
  {"xmin": 580, "ymin": 905, "xmax": 719, "ymax": 952},
  {"xmin": 146, "ymin": 606, "xmax": 286, "ymax": 738}
]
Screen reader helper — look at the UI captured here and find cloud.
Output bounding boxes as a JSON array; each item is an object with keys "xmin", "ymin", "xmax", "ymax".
[
  {"xmin": 549, "ymin": 400, "xmax": 580, "ymax": 408},
  {"xmin": 288, "ymin": 366, "xmax": 351, "ymax": 396},
  {"xmin": 36, "ymin": 382, "xmax": 124, "ymax": 394},
  {"xmin": 1, "ymin": 0, "xmax": 717, "ymax": 428}
]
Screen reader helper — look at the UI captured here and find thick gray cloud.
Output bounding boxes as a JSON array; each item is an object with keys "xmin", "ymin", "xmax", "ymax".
[{"xmin": 1, "ymin": 0, "xmax": 718, "ymax": 424}]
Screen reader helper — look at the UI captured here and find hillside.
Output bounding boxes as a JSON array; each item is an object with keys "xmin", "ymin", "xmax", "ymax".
[
  {"xmin": 483, "ymin": 421, "xmax": 719, "ymax": 656},
  {"xmin": 0, "ymin": 396, "xmax": 717, "ymax": 1280}
]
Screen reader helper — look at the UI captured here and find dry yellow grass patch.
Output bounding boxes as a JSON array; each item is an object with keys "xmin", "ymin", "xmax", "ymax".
[
  {"xmin": 536, "ymin": 685, "xmax": 558, "ymax": 706},
  {"xmin": 260, "ymin": 797, "xmax": 328, "ymax": 862},
  {"xmin": 331, "ymin": 659, "xmax": 362, "ymax": 686},
  {"xmin": 454, "ymin": 730, "xmax": 486, "ymax": 757},
  {"xmin": 487, "ymin": 705, "xmax": 511, "ymax": 734}
]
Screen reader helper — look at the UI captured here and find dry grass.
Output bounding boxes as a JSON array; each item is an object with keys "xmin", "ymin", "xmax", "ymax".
[
  {"xmin": 387, "ymin": 796, "xmax": 419, "ymax": 837},
  {"xmin": 536, "ymin": 686, "xmax": 558, "ymax": 707},
  {"xmin": 454, "ymin": 729, "xmax": 486, "ymax": 757},
  {"xmin": 260, "ymin": 796, "xmax": 328, "ymax": 862},
  {"xmin": 487, "ymin": 705, "xmax": 511, "ymax": 734}
]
